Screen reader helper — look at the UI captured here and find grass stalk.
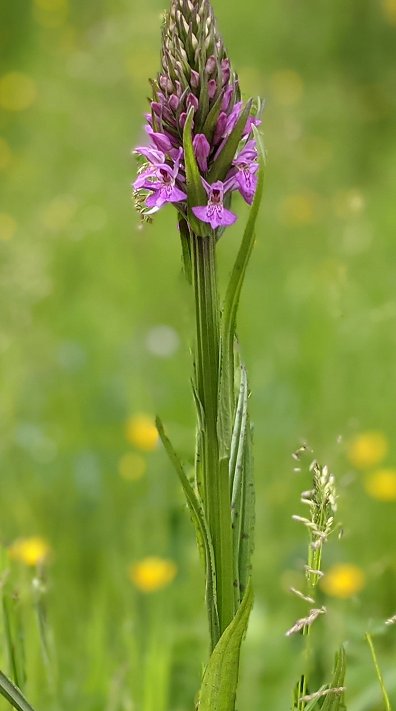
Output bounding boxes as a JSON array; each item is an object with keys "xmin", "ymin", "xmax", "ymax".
[{"xmin": 365, "ymin": 633, "xmax": 392, "ymax": 711}]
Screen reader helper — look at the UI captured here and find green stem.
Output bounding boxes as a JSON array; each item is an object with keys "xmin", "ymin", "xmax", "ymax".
[
  {"xmin": 366, "ymin": 633, "xmax": 392, "ymax": 711},
  {"xmin": 191, "ymin": 231, "xmax": 234, "ymax": 642}
]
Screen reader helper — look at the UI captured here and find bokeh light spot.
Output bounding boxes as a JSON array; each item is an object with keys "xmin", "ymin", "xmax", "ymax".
[
  {"xmin": 125, "ymin": 414, "xmax": 158, "ymax": 451},
  {"xmin": 145, "ymin": 325, "xmax": 180, "ymax": 357},
  {"xmin": 279, "ymin": 192, "xmax": 319, "ymax": 226},
  {"xmin": 33, "ymin": 0, "xmax": 69, "ymax": 29},
  {"xmin": 0, "ymin": 213, "xmax": 17, "ymax": 241},
  {"xmin": 129, "ymin": 557, "xmax": 177, "ymax": 593},
  {"xmin": 364, "ymin": 469, "xmax": 396, "ymax": 501},
  {"xmin": 382, "ymin": 0, "xmax": 396, "ymax": 25},
  {"xmin": 271, "ymin": 69, "xmax": 304, "ymax": 106},
  {"xmin": 334, "ymin": 189, "xmax": 365, "ymax": 218},
  {"xmin": 0, "ymin": 72, "xmax": 37, "ymax": 111},
  {"xmin": 0, "ymin": 138, "xmax": 13, "ymax": 170},
  {"xmin": 347, "ymin": 431, "xmax": 388, "ymax": 470},
  {"xmin": 41, "ymin": 194, "xmax": 78, "ymax": 231},
  {"xmin": 238, "ymin": 66, "xmax": 265, "ymax": 97},
  {"xmin": 119, "ymin": 452, "xmax": 146, "ymax": 481},
  {"xmin": 321, "ymin": 564, "xmax": 366, "ymax": 598}
]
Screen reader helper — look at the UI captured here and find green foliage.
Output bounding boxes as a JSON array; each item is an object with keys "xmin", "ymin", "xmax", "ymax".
[
  {"xmin": 1, "ymin": 0, "xmax": 396, "ymax": 710},
  {"xmin": 0, "ymin": 672, "xmax": 36, "ymax": 711},
  {"xmin": 197, "ymin": 581, "xmax": 254, "ymax": 711},
  {"xmin": 182, "ymin": 107, "xmax": 208, "ymax": 237},
  {"xmin": 365, "ymin": 633, "xmax": 392, "ymax": 711},
  {"xmin": 321, "ymin": 647, "xmax": 347, "ymax": 711},
  {"xmin": 156, "ymin": 416, "xmax": 220, "ymax": 648},
  {"xmin": 208, "ymin": 102, "xmax": 252, "ymax": 183}
]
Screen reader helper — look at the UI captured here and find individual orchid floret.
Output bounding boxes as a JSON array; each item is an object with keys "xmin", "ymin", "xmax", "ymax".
[
  {"xmin": 133, "ymin": 149, "xmax": 186, "ymax": 210},
  {"xmin": 192, "ymin": 179, "xmax": 237, "ymax": 230},
  {"xmin": 232, "ymin": 157, "xmax": 259, "ymax": 205}
]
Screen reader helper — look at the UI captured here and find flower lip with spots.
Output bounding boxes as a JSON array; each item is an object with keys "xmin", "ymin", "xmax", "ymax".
[
  {"xmin": 192, "ymin": 179, "xmax": 237, "ymax": 230},
  {"xmin": 133, "ymin": 148, "xmax": 187, "ymax": 211}
]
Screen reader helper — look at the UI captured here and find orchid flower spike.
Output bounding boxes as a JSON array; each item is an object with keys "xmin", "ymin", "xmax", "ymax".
[{"xmin": 133, "ymin": 0, "xmax": 263, "ymax": 232}]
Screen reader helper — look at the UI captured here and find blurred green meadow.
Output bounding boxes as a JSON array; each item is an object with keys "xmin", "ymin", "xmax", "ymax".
[{"xmin": 1, "ymin": 0, "xmax": 396, "ymax": 709}]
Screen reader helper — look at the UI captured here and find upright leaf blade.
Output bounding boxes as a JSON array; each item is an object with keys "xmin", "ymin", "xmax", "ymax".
[
  {"xmin": 321, "ymin": 647, "xmax": 347, "ymax": 711},
  {"xmin": 182, "ymin": 107, "xmax": 208, "ymax": 237},
  {"xmin": 208, "ymin": 102, "xmax": 252, "ymax": 184},
  {"xmin": 366, "ymin": 633, "xmax": 392, "ymax": 711},
  {"xmin": 217, "ymin": 126, "xmax": 265, "ymax": 459},
  {"xmin": 238, "ymin": 419, "xmax": 255, "ymax": 600},
  {"xmin": 0, "ymin": 672, "xmax": 36, "ymax": 711},
  {"xmin": 156, "ymin": 417, "xmax": 220, "ymax": 647},
  {"xmin": 229, "ymin": 365, "xmax": 248, "ymax": 606},
  {"xmin": 197, "ymin": 580, "xmax": 253, "ymax": 711}
]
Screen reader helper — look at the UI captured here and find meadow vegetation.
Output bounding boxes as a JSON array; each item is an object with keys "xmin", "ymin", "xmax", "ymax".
[{"xmin": 1, "ymin": 0, "xmax": 396, "ymax": 709}]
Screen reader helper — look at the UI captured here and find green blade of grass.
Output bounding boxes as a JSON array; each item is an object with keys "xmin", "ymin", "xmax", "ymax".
[
  {"xmin": 156, "ymin": 416, "xmax": 220, "ymax": 648},
  {"xmin": 197, "ymin": 579, "xmax": 253, "ymax": 711},
  {"xmin": 0, "ymin": 671, "xmax": 37, "ymax": 711},
  {"xmin": 366, "ymin": 633, "xmax": 392, "ymax": 711},
  {"xmin": 321, "ymin": 647, "xmax": 347, "ymax": 711}
]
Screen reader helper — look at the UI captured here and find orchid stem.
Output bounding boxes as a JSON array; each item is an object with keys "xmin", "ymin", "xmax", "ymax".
[{"xmin": 191, "ymin": 231, "xmax": 234, "ymax": 642}]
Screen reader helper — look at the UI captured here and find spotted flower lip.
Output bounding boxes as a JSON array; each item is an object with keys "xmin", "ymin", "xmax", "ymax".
[
  {"xmin": 192, "ymin": 179, "xmax": 237, "ymax": 230},
  {"xmin": 134, "ymin": 148, "xmax": 187, "ymax": 209}
]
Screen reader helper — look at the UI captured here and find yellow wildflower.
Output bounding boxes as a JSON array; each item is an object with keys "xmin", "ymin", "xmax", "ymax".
[
  {"xmin": 321, "ymin": 564, "xmax": 366, "ymax": 599},
  {"xmin": 0, "ymin": 72, "xmax": 37, "ymax": 111},
  {"xmin": 364, "ymin": 468, "xmax": 396, "ymax": 502},
  {"xmin": 8, "ymin": 536, "xmax": 50, "ymax": 566},
  {"xmin": 125, "ymin": 414, "xmax": 158, "ymax": 451},
  {"xmin": 347, "ymin": 431, "xmax": 388, "ymax": 469},
  {"xmin": 129, "ymin": 557, "xmax": 177, "ymax": 593},
  {"xmin": 119, "ymin": 452, "xmax": 146, "ymax": 481}
]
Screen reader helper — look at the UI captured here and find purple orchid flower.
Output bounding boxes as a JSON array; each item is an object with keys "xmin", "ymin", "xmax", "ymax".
[
  {"xmin": 228, "ymin": 139, "xmax": 259, "ymax": 204},
  {"xmin": 145, "ymin": 126, "xmax": 174, "ymax": 153},
  {"xmin": 134, "ymin": 146, "xmax": 166, "ymax": 165},
  {"xmin": 133, "ymin": 149, "xmax": 187, "ymax": 211},
  {"xmin": 232, "ymin": 158, "xmax": 258, "ymax": 205},
  {"xmin": 192, "ymin": 179, "xmax": 237, "ymax": 230}
]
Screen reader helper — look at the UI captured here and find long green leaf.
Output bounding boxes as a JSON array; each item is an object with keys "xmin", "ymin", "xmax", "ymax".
[
  {"xmin": 229, "ymin": 366, "xmax": 249, "ymax": 606},
  {"xmin": 217, "ymin": 126, "xmax": 266, "ymax": 459},
  {"xmin": 0, "ymin": 672, "xmax": 36, "ymax": 711},
  {"xmin": 201, "ymin": 91, "xmax": 223, "ymax": 144},
  {"xmin": 197, "ymin": 580, "xmax": 253, "ymax": 711},
  {"xmin": 238, "ymin": 420, "xmax": 255, "ymax": 600},
  {"xmin": 155, "ymin": 417, "xmax": 220, "ymax": 647},
  {"xmin": 208, "ymin": 102, "xmax": 252, "ymax": 184},
  {"xmin": 182, "ymin": 106, "xmax": 207, "ymax": 237}
]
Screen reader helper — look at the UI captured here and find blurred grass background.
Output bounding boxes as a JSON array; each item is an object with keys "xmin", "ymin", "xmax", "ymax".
[{"xmin": 1, "ymin": 0, "xmax": 396, "ymax": 709}]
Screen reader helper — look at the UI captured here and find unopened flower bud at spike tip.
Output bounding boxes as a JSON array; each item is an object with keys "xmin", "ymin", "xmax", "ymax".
[{"xmin": 132, "ymin": 0, "xmax": 263, "ymax": 231}]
